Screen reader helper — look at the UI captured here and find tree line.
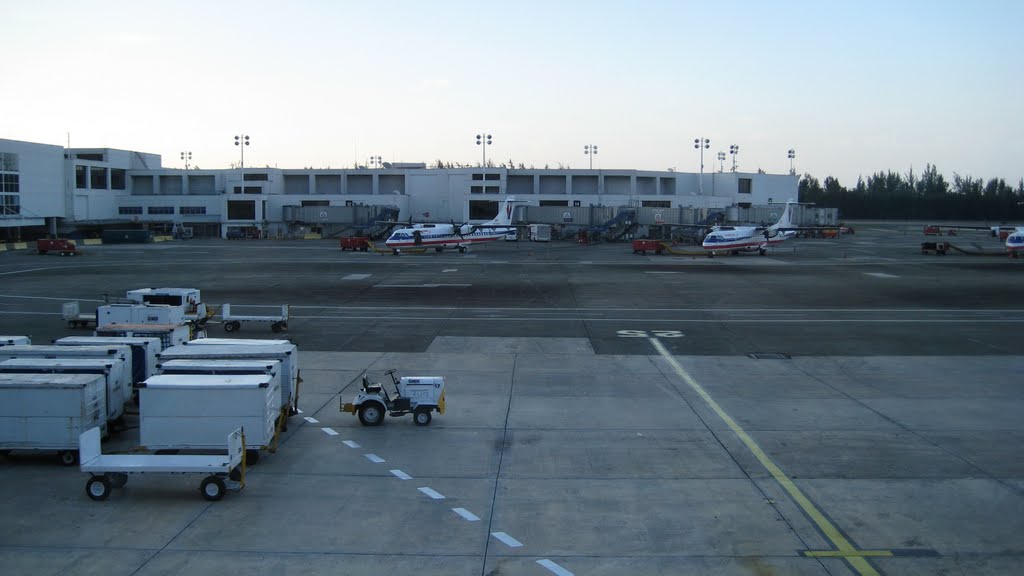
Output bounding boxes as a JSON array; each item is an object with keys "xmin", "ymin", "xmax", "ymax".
[{"xmin": 799, "ymin": 164, "xmax": 1024, "ymax": 221}]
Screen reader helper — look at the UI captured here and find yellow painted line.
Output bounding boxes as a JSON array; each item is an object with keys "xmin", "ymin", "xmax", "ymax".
[
  {"xmin": 804, "ymin": 550, "xmax": 893, "ymax": 558},
  {"xmin": 82, "ymin": 238, "xmax": 103, "ymax": 245},
  {"xmin": 650, "ymin": 338, "xmax": 881, "ymax": 576}
]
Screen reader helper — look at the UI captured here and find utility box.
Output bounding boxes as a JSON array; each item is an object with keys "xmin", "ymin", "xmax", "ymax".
[
  {"xmin": 530, "ymin": 224, "xmax": 552, "ymax": 242},
  {"xmin": 0, "ymin": 336, "xmax": 31, "ymax": 347},
  {"xmin": 0, "ymin": 372, "xmax": 108, "ymax": 452},
  {"xmin": 158, "ymin": 343, "xmax": 299, "ymax": 415},
  {"xmin": 0, "ymin": 357, "xmax": 130, "ymax": 424},
  {"xmin": 139, "ymin": 374, "xmax": 279, "ymax": 450},
  {"xmin": 55, "ymin": 336, "xmax": 162, "ymax": 387},
  {"xmin": 98, "ymin": 304, "xmax": 186, "ymax": 326}
]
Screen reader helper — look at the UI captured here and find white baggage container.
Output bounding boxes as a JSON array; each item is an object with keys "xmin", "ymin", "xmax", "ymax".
[
  {"xmin": 139, "ymin": 374, "xmax": 279, "ymax": 457},
  {"xmin": 0, "ymin": 372, "xmax": 107, "ymax": 464},
  {"xmin": 99, "ymin": 304, "xmax": 186, "ymax": 326},
  {"xmin": 55, "ymin": 336, "xmax": 162, "ymax": 386},
  {"xmin": 186, "ymin": 338, "xmax": 291, "ymax": 346},
  {"xmin": 95, "ymin": 324, "xmax": 192, "ymax": 349},
  {"xmin": 125, "ymin": 288, "xmax": 208, "ymax": 324},
  {"xmin": 158, "ymin": 343, "xmax": 299, "ymax": 417},
  {"xmin": 0, "ymin": 336, "xmax": 32, "ymax": 347},
  {"xmin": 0, "ymin": 357, "xmax": 130, "ymax": 424},
  {"xmin": 156, "ymin": 360, "xmax": 282, "ymax": 413}
]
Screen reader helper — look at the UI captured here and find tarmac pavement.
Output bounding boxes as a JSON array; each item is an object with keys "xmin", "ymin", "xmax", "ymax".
[{"xmin": 0, "ymin": 224, "xmax": 1021, "ymax": 576}]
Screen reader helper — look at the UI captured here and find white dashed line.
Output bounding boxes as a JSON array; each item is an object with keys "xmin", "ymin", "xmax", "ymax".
[
  {"xmin": 390, "ymin": 469, "xmax": 412, "ymax": 480},
  {"xmin": 342, "ymin": 440, "xmax": 361, "ymax": 448},
  {"xmin": 304, "ymin": 416, "xmax": 319, "ymax": 424},
  {"xmin": 452, "ymin": 507, "xmax": 480, "ymax": 521},
  {"xmin": 537, "ymin": 559, "xmax": 574, "ymax": 576},
  {"xmin": 296, "ymin": 409, "xmax": 303, "ymax": 414},
  {"xmin": 442, "ymin": 269, "xmax": 457, "ymax": 272},
  {"xmin": 418, "ymin": 487, "xmax": 445, "ymax": 500},
  {"xmin": 365, "ymin": 454, "xmax": 385, "ymax": 463},
  {"xmin": 321, "ymin": 427, "xmax": 338, "ymax": 436},
  {"xmin": 865, "ymin": 272, "xmax": 899, "ymax": 278},
  {"xmin": 343, "ymin": 274, "xmax": 371, "ymax": 280},
  {"xmin": 491, "ymin": 532, "xmax": 523, "ymax": 548}
]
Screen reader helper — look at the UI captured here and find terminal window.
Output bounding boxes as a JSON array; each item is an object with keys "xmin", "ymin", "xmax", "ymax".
[
  {"xmin": 227, "ymin": 200, "xmax": 256, "ymax": 220},
  {"xmin": 1, "ymin": 194, "xmax": 19, "ymax": 215},
  {"xmin": 738, "ymin": 178, "xmax": 752, "ymax": 194},
  {"xmin": 148, "ymin": 206, "xmax": 175, "ymax": 214},
  {"xmin": 76, "ymin": 165, "xmax": 87, "ymax": 189},
  {"xmin": 118, "ymin": 206, "xmax": 143, "ymax": 215},
  {"xmin": 243, "ymin": 173, "xmax": 269, "ymax": 181},
  {"xmin": 1, "ymin": 174, "xmax": 18, "ymax": 193},
  {"xmin": 110, "ymin": 169, "xmax": 126, "ymax": 190},
  {"xmin": 90, "ymin": 167, "xmax": 108, "ymax": 190},
  {"xmin": 0, "ymin": 152, "xmax": 17, "ymax": 171},
  {"xmin": 180, "ymin": 206, "xmax": 207, "ymax": 215}
]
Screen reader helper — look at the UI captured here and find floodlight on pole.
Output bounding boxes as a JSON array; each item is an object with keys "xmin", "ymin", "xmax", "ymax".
[
  {"xmin": 787, "ymin": 149, "xmax": 796, "ymax": 175},
  {"xmin": 694, "ymin": 138, "xmax": 710, "ymax": 195},
  {"xmin": 233, "ymin": 134, "xmax": 250, "ymax": 169},
  {"xmin": 180, "ymin": 151, "xmax": 192, "ymax": 170},
  {"xmin": 368, "ymin": 155, "xmax": 383, "ymax": 169},
  {"xmin": 584, "ymin": 144, "xmax": 598, "ymax": 170},
  {"xmin": 475, "ymin": 133, "xmax": 492, "ymax": 168},
  {"xmin": 716, "ymin": 151, "xmax": 726, "ymax": 173},
  {"xmin": 729, "ymin": 144, "xmax": 739, "ymax": 173}
]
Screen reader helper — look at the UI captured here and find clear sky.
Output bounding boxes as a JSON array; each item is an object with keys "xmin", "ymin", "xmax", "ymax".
[{"xmin": 4, "ymin": 0, "xmax": 1021, "ymax": 186}]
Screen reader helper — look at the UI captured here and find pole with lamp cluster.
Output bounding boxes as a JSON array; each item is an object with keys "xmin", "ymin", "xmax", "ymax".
[
  {"xmin": 694, "ymin": 138, "xmax": 710, "ymax": 195},
  {"xmin": 584, "ymin": 144, "xmax": 598, "ymax": 169},
  {"xmin": 475, "ymin": 133, "xmax": 492, "ymax": 168},
  {"xmin": 729, "ymin": 144, "xmax": 739, "ymax": 172}
]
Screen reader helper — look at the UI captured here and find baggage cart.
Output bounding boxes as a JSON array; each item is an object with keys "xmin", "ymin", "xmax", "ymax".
[
  {"xmin": 0, "ymin": 357, "xmax": 130, "ymax": 427},
  {"xmin": 0, "ymin": 336, "xmax": 31, "ymax": 347},
  {"xmin": 55, "ymin": 336, "xmax": 162, "ymax": 389},
  {"xmin": 79, "ymin": 426, "xmax": 245, "ymax": 501},
  {"xmin": 62, "ymin": 302, "xmax": 98, "ymax": 329},
  {"xmin": 220, "ymin": 304, "xmax": 289, "ymax": 333},
  {"xmin": 0, "ymin": 373, "xmax": 107, "ymax": 465}
]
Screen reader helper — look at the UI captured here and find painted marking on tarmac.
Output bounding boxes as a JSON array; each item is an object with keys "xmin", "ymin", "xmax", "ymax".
[
  {"xmin": 650, "ymin": 337, "xmax": 884, "ymax": 576},
  {"xmin": 491, "ymin": 532, "xmax": 523, "ymax": 548},
  {"xmin": 537, "ymin": 559, "xmax": 574, "ymax": 576},
  {"xmin": 644, "ymin": 271, "xmax": 682, "ymax": 274},
  {"xmin": 442, "ymin": 268, "xmax": 457, "ymax": 272},
  {"xmin": 304, "ymin": 416, "xmax": 319, "ymax": 424},
  {"xmin": 374, "ymin": 283, "xmax": 472, "ymax": 288},
  {"xmin": 343, "ymin": 273, "xmax": 371, "ymax": 280},
  {"xmin": 365, "ymin": 453, "xmax": 385, "ymax": 463},
  {"xmin": 452, "ymin": 507, "xmax": 480, "ymax": 521},
  {"xmin": 390, "ymin": 469, "xmax": 412, "ymax": 480},
  {"xmin": 418, "ymin": 486, "xmax": 445, "ymax": 499},
  {"xmin": 864, "ymin": 272, "xmax": 899, "ymax": 278},
  {"xmin": 296, "ymin": 409, "xmax": 303, "ymax": 414},
  {"xmin": 321, "ymin": 427, "xmax": 338, "ymax": 436},
  {"xmin": 342, "ymin": 440, "xmax": 361, "ymax": 448}
]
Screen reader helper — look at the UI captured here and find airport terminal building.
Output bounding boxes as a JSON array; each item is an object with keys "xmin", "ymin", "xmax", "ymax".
[{"xmin": 0, "ymin": 138, "xmax": 799, "ymax": 239}]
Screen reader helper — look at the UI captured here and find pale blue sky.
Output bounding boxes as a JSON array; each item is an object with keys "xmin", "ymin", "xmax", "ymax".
[{"xmin": 4, "ymin": 0, "xmax": 1021, "ymax": 186}]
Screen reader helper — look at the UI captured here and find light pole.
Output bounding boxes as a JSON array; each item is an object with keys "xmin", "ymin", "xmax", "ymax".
[
  {"xmin": 234, "ymin": 135, "xmax": 250, "ymax": 168},
  {"xmin": 584, "ymin": 144, "xmax": 598, "ymax": 169},
  {"xmin": 729, "ymin": 144, "xmax": 739, "ymax": 173},
  {"xmin": 787, "ymin": 149, "xmax": 796, "ymax": 175},
  {"xmin": 717, "ymin": 151, "xmax": 726, "ymax": 173},
  {"xmin": 694, "ymin": 138, "xmax": 710, "ymax": 195},
  {"xmin": 476, "ymin": 133, "xmax": 492, "ymax": 168},
  {"xmin": 180, "ymin": 151, "xmax": 192, "ymax": 170},
  {"xmin": 368, "ymin": 155, "xmax": 383, "ymax": 169}
]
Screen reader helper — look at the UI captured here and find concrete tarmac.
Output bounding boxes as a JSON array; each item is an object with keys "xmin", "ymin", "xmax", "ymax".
[{"xmin": 0, "ymin": 224, "xmax": 1021, "ymax": 576}]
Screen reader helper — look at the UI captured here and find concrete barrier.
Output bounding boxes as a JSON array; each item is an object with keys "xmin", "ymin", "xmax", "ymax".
[
  {"xmin": 12, "ymin": 242, "xmax": 28, "ymax": 250},
  {"xmin": 82, "ymin": 238, "xmax": 103, "ymax": 246},
  {"xmin": 303, "ymin": 233, "xmax": 323, "ymax": 240}
]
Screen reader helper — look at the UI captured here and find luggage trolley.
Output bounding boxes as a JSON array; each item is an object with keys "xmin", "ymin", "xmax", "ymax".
[
  {"xmin": 79, "ymin": 426, "xmax": 246, "ymax": 501},
  {"xmin": 220, "ymin": 304, "xmax": 289, "ymax": 333}
]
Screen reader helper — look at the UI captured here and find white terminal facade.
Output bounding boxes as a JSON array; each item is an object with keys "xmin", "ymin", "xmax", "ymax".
[{"xmin": 0, "ymin": 138, "xmax": 798, "ymax": 239}]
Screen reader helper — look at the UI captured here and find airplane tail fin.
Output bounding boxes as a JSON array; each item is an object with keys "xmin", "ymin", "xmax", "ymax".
[
  {"xmin": 769, "ymin": 200, "xmax": 796, "ymax": 231},
  {"xmin": 488, "ymin": 196, "xmax": 517, "ymax": 226}
]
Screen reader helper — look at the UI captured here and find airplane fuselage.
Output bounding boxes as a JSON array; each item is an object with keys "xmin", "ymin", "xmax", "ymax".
[
  {"xmin": 701, "ymin": 226, "xmax": 794, "ymax": 254},
  {"xmin": 385, "ymin": 224, "xmax": 513, "ymax": 250}
]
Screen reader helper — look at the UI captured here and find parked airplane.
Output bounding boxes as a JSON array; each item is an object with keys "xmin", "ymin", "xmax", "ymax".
[
  {"xmin": 384, "ymin": 197, "xmax": 520, "ymax": 254},
  {"xmin": 1003, "ymin": 228, "xmax": 1024, "ymax": 257},
  {"xmin": 701, "ymin": 201, "xmax": 800, "ymax": 257}
]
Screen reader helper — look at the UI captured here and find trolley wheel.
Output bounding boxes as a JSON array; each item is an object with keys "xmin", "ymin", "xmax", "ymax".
[
  {"xmin": 413, "ymin": 408, "xmax": 432, "ymax": 426},
  {"xmin": 59, "ymin": 450, "xmax": 78, "ymax": 466},
  {"xmin": 200, "ymin": 476, "xmax": 226, "ymax": 501},
  {"xmin": 224, "ymin": 321, "xmax": 241, "ymax": 332},
  {"xmin": 435, "ymin": 247, "xmax": 443, "ymax": 253},
  {"xmin": 67, "ymin": 321, "xmax": 77, "ymax": 328},
  {"xmin": 86, "ymin": 476, "xmax": 111, "ymax": 501},
  {"xmin": 271, "ymin": 322, "xmax": 282, "ymax": 333},
  {"xmin": 109, "ymin": 473, "xmax": 128, "ymax": 489},
  {"xmin": 759, "ymin": 248, "xmax": 767, "ymax": 256},
  {"xmin": 358, "ymin": 402, "xmax": 386, "ymax": 426},
  {"xmin": 245, "ymin": 449, "xmax": 261, "ymax": 464}
]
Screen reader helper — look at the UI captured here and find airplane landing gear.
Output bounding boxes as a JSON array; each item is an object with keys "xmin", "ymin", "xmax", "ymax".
[{"xmin": 458, "ymin": 246, "xmax": 467, "ymax": 253}]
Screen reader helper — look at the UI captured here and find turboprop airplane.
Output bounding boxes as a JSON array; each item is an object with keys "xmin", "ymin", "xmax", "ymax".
[
  {"xmin": 384, "ymin": 196, "xmax": 521, "ymax": 254},
  {"xmin": 701, "ymin": 200, "xmax": 800, "ymax": 257}
]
